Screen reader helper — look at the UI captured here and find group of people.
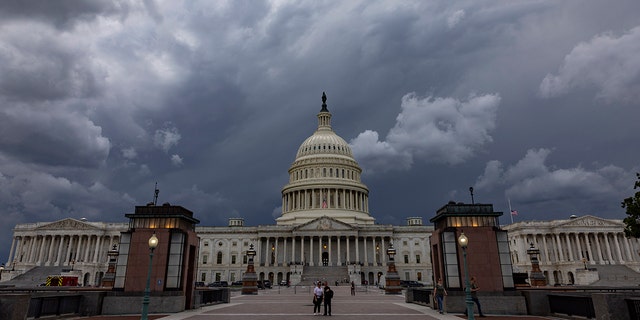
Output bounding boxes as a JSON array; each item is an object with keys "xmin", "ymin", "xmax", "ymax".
[
  {"xmin": 433, "ymin": 276, "xmax": 485, "ymax": 317},
  {"xmin": 313, "ymin": 281, "xmax": 334, "ymax": 316}
]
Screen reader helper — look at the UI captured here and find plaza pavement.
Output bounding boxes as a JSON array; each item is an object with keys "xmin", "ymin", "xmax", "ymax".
[{"xmin": 77, "ymin": 286, "xmax": 561, "ymax": 320}]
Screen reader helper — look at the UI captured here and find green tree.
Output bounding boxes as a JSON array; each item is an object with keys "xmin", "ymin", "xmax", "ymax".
[{"xmin": 622, "ymin": 173, "xmax": 640, "ymax": 238}]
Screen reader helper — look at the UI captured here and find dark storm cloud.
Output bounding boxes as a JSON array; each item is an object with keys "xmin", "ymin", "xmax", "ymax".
[
  {"xmin": 0, "ymin": 0, "xmax": 127, "ymax": 29},
  {"xmin": 1, "ymin": 0, "xmax": 640, "ymax": 262}
]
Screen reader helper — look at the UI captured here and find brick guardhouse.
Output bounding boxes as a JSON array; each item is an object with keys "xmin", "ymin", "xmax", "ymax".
[{"xmin": 104, "ymin": 203, "xmax": 200, "ymax": 314}]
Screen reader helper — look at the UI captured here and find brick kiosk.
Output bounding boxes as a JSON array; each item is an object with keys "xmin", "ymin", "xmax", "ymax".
[
  {"xmin": 110, "ymin": 203, "xmax": 200, "ymax": 312},
  {"xmin": 429, "ymin": 201, "xmax": 524, "ymax": 315}
]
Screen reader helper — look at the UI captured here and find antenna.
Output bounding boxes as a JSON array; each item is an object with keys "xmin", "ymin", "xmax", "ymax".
[
  {"xmin": 153, "ymin": 182, "xmax": 159, "ymax": 205},
  {"xmin": 469, "ymin": 187, "xmax": 474, "ymax": 204}
]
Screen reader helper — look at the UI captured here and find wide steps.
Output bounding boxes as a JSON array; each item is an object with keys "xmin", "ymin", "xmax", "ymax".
[{"xmin": 301, "ymin": 266, "xmax": 348, "ymax": 285}]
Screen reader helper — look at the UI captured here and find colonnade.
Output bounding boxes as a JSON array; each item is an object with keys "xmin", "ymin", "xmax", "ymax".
[
  {"xmin": 282, "ymin": 188, "xmax": 368, "ymax": 213},
  {"xmin": 515, "ymin": 231, "xmax": 638, "ymax": 265},
  {"xmin": 254, "ymin": 235, "xmax": 394, "ymax": 267},
  {"xmin": 5, "ymin": 234, "xmax": 119, "ymax": 268}
]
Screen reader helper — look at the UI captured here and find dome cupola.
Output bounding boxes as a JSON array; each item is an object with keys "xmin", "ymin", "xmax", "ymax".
[{"xmin": 277, "ymin": 93, "xmax": 374, "ymax": 226}]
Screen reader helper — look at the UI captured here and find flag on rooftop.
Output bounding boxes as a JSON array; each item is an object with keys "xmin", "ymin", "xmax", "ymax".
[{"xmin": 511, "ymin": 210, "xmax": 518, "ymax": 216}]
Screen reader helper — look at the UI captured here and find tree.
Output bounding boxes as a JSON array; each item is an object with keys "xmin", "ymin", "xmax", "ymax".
[{"xmin": 622, "ymin": 173, "xmax": 640, "ymax": 238}]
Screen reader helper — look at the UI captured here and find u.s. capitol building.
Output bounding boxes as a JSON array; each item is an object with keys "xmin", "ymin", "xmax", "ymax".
[{"xmin": 3, "ymin": 94, "xmax": 639, "ymax": 288}]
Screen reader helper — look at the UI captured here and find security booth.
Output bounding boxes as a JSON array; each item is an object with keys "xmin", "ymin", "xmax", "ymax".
[
  {"xmin": 429, "ymin": 201, "xmax": 514, "ymax": 293},
  {"xmin": 113, "ymin": 203, "xmax": 200, "ymax": 310}
]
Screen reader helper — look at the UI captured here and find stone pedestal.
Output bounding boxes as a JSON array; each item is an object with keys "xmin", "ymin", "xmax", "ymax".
[{"xmin": 385, "ymin": 263, "xmax": 401, "ymax": 294}]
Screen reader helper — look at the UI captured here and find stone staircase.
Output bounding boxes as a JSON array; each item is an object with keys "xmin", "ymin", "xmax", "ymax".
[
  {"xmin": 300, "ymin": 266, "xmax": 349, "ymax": 285},
  {"xmin": 4, "ymin": 266, "xmax": 70, "ymax": 287},
  {"xmin": 590, "ymin": 264, "xmax": 640, "ymax": 286}
]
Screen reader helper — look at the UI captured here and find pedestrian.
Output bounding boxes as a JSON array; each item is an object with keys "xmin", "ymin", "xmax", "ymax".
[
  {"xmin": 323, "ymin": 285, "xmax": 334, "ymax": 316},
  {"xmin": 433, "ymin": 278, "xmax": 447, "ymax": 314},
  {"xmin": 313, "ymin": 281, "xmax": 324, "ymax": 315},
  {"xmin": 350, "ymin": 281, "xmax": 355, "ymax": 296},
  {"xmin": 464, "ymin": 276, "xmax": 486, "ymax": 317}
]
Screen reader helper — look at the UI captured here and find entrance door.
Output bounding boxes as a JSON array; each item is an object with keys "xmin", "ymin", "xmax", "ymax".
[{"xmin": 322, "ymin": 252, "xmax": 328, "ymax": 266}]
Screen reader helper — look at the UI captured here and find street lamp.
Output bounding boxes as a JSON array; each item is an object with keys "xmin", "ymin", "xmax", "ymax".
[
  {"xmin": 141, "ymin": 233, "xmax": 159, "ymax": 320},
  {"xmin": 384, "ymin": 243, "xmax": 401, "ymax": 294},
  {"xmin": 242, "ymin": 244, "xmax": 258, "ymax": 295},
  {"xmin": 458, "ymin": 232, "xmax": 474, "ymax": 320}
]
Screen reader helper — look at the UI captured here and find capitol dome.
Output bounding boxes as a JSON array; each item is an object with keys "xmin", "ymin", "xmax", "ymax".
[{"xmin": 276, "ymin": 93, "xmax": 375, "ymax": 226}]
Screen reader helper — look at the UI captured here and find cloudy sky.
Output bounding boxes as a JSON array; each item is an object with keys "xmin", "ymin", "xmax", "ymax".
[{"xmin": 1, "ymin": 0, "xmax": 639, "ymax": 263}]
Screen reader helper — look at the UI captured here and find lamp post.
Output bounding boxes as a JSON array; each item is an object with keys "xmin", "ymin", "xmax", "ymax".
[
  {"xmin": 384, "ymin": 243, "xmax": 401, "ymax": 294},
  {"xmin": 526, "ymin": 243, "xmax": 546, "ymax": 287},
  {"xmin": 141, "ymin": 233, "xmax": 159, "ymax": 320},
  {"xmin": 242, "ymin": 244, "xmax": 258, "ymax": 295},
  {"xmin": 458, "ymin": 232, "xmax": 474, "ymax": 320}
]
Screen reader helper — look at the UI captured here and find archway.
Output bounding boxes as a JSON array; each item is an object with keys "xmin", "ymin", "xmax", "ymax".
[
  {"xmin": 368, "ymin": 272, "xmax": 374, "ymax": 286},
  {"xmin": 83, "ymin": 273, "xmax": 90, "ymax": 286},
  {"xmin": 568, "ymin": 272, "xmax": 574, "ymax": 285}
]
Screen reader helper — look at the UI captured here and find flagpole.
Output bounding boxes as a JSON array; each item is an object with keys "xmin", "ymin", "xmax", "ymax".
[{"xmin": 508, "ymin": 198, "xmax": 514, "ymax": 224}]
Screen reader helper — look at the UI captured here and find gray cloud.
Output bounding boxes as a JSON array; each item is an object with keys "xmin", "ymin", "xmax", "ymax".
[
  {"xmin": 351, "ymin": 93, "xmax": 500, "ymax": 173},
  {"xmin": 540, "ymin": 25, "xmax": 640, "ymax": 103}
]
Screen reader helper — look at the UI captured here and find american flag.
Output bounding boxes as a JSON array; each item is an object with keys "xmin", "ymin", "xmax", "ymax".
[
  {"xmin": 322, "ymin": 198, "xmax": 327, "ymax": 208},
  {"xmin": 511, "ymin": 210, "xmax": 518, "ymax": 216}
]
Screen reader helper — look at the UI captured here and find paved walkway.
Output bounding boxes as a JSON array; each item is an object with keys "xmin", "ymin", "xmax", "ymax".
[{"xmin": 75, "ymin": 286, "xmax": 560, "ymax": 320}]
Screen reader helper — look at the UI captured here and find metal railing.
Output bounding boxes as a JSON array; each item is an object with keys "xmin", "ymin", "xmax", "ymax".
[
  {"xmin": 548, "ymin": 293, "xmax": 595, "ymax": 319},
  {"xmin": 27, "ymin": 294, "xmax": 81, "ymax": 319}
]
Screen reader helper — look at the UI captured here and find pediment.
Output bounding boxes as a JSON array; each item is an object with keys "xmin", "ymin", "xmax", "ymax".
[
  {"xmin": 294, "ymin": 216, "xmax": 355, "ymax": 232},
  {"xmin": 36, "ymin": 218, "xmax": 100, "ymax": 231},
  {"xmin": 556, "ymin": 215, "xmax": 623, "ymax": 229}
]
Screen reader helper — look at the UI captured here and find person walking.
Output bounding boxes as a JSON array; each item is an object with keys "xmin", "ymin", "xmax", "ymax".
[
  {"xmin": 464, "ymin": 276, "xmax": 486, "ymax": 317},
  {"xmin": 433, "ymin": 278, "xmax": 447, "ymax": 314},
  {"xmin": 313, "ymin": 281, "xmax": 324, "ymax": 315},
  {"xmin": 350, "ymin": 281, "xmax": 355, "ymax": 296},
  {"xmin": 323, "ymin": 285, "xmax": 334, "ymax": 316}
]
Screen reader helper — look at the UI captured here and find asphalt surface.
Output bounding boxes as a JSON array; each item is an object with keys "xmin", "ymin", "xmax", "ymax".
[{"xmin": 73, "ymin": 286, "xmax": 561, "ymax": 320}]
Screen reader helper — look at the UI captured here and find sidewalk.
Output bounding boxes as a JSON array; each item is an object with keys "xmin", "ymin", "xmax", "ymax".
[{"xmin": 74, "ymin": 286, "xmax": 561, "ymax": 320}]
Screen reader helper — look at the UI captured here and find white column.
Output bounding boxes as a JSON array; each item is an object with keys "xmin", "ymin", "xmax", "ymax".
[
  {"xmin": 27, "ymin": 237, "xmax": 36, "ymax": 263},
  {"xmin": 36, "ymin": 236, "xmax": 46, "ymax": 265},
  {"xmin": 274, "ymin": 238, "xmax": 279, "ymax": 266},
  {"xmin": 93, "ymin": 236, "xmax": 102, "ymax": 263},
  {"xmin": 542, "ymin": 235, "xmax": 549, "ymax": 263},
  {"xmin": 624, "ymin": 236, "xmax": 633, "ymax": 261},
  {"xmin": 318, "ymin": 237, "xmax": 322, "ymax": 264},
  {"xmin": 381, "ymin": 237, "xmax": 386, "ymax": 265},
  {"xmin": 83, "ymin": 236, "xmax": 92, "ymax": 263},
  {"xmin": 576, "ymin": 234, "xmax": 583, "ymax": 259},
  {"xmin": 55, "ymin": 236, "xmax": 64, "ymax": 265},
  {"xmin": 363, "ymin": 237, "xmax": 368, "ymax": 265},
  {"xmin": 337, "ymin": 237, "xmax": 342, "ymax": 265},
  {"xmin": 371, "ymin": 237, "xmax": 376, "ymax": 265},
  {"xmin": 310, "ymin": 236, "xmax": 314, "ymax": 266},
  {"xmin": 7, "ymin": 237, "xmax": 17, "ymax": 265},
  {"xmin": 346, "ymin": 237, "xmax": 350, "ymax": 263},
  {"xmin": 292, "ymin": 236, "xmax": 296, "ymax": 264},
  {"xmin": 566, "ymin": 234, "xmax": 574, "ymax": 261},
  {"xmin": 603, "ymin": 233, "xmax": 613, "ymax": 263},
  {"xmin": 554, "ymin": 234, "xmax": 564, "ymax": 262},
  {"xmin": 594, "ymin": 233, "xmax": 604, "ymax": 263},
  {"xmin": 301, "ymin": 237, "xmax": 305, "ymax": 265},
  {"xmin": 45, "ymin": 236, "xmax": 56, "ymax": 266},
  {"xmin": 614, "ymin": 233, "xmax": 623, "ymax": 262},
  {"xmin": 284, "ymin": 237, "xmax": 288, "ymax": 265},
  {"xmin": 355, "ymin": 237, "xmax": 359, "ymax": 264},
  {"xmin": 328, "ymin": 236, "xmax": 333, "ymax": 266},
  {"xmin": 585, "ymin": 234, "xmax": 594, "ymax": 264}
]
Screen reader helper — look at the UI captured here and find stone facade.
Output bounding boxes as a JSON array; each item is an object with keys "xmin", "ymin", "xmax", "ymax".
[{"xmin": 503, "ymin": 215, "xmax": 640, "ymax": 285}]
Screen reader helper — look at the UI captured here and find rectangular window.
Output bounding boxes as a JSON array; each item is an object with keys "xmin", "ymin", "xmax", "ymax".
[
  {"xmin": 416, "ymin": 255, "xmax": 421, "ymax": 263},
  {"xmin": 166, "ymin": 232, "xmax": 185, "ymax": 289},
  {"xmin": 215, "ymin": 272, "xmax": 221, "ymax": 281},
  {"xmin": 201, "ymin": 273, "xmax": 206, "ymax": 282},
  {"xmin": 417, "ymin": 272, "xmax": 422, "ymax": 281},
  {"xmin": 404, "ymin": 255, "xmax": 409, "ymax": 264},
  {"xmin": 231, "ymin": 255, "xmax": 237, "ymax": 264},
  {"xmin": 442, "ymin": 231, "xmax": 461, "ymax": 288},
  {"xmin": 114, "ymin": 233, "xmax": 131, "ymax": 289},
  {"xmin": 497, "ymin": 231, "xmax": 514, "ymax": 289},
  {"xmin": 203, "ymin": 255, "xmax": 208, "ymax": 264}
]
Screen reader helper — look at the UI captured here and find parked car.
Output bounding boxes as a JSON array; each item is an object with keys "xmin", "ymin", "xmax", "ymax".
[
  {"xmin": 263, "ymin": 280, "xmax": 272, "ymax": 288},
  {"xmin": 208, "ymin": 281, "xmax": 229, "ymax": 287},
  {"xmin": 231, "ymin": 281, "xmax": 243, "ymax": 286},
  {"xmin": 194, "ymin": 281, "xmax": 206, "ymax": 287},
  {"xmin": 400, "ymin": 280, "xmax": 424, "ymax": 287},
  {"xmin": 280, "ymin": 280, "xmax": 288, "ymax": 286}
]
